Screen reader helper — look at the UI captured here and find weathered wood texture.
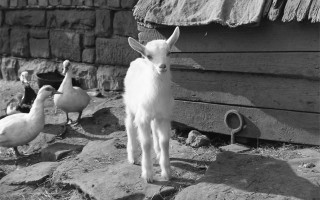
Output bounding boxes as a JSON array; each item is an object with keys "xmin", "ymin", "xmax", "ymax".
[
  {"xmin": 139, "ymin": 21, "xmax": 320, "ymax": 144},
  {"xmin": 138, "ymin": 21, "xmax": 320, "ymax": 52},
  {"xmin": 282, "ymin": 0, "xmax": 313, "ymax": 22},
  {"xmin": 171, "ymin": 52, "xmax": 320, "ymax": 80},
  {"xmin": 171, "ymin": 69, "xmax": 319, "ymax": 113},
  {"xmin": 309, "ymin": 0, "xmax": 320, "ymax": 23},
  {"xmin": 268, "ymin": 0, "xmax": 288, "ymax": 21},
  {"xmin": 173, "ymin": 100, "xmax": 320, "ymax": 145}
]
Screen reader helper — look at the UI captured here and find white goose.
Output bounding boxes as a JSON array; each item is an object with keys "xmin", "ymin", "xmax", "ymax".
[
  {"xmin": 53, "ymin": 60, "xmax": 90, "ymax": 125},
  {"xmin": 0, "ymin": 85, "xmax": 62, "ymax": 156}
]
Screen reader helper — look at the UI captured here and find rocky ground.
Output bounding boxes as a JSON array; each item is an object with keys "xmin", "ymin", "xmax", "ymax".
[{"xmin": 0, "ymin": 80, "xmax": 319, "ymax": 200}]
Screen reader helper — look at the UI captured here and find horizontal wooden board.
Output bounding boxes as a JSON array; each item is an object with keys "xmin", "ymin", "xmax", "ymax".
[
  {"xmin": 138, "ymin": 21, "xmax": 320, "ymax": 52},
  {"xmin": 171, "ymin": 52, "xmax": 320, "ymax": 80},
  {"xmin": 173, "ymin": 100, "xmax": 320, "ymax": 145},
  {"xmin": 171, "ymin": 69, "xmax": 320, "ymax": 113}
]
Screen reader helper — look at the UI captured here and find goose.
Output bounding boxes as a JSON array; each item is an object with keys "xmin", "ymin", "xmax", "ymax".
[
  {"xmin": 53, "ymin": 60, "xmax": 90, "ymax": 125},
  {"xmin": 0, "ymin": 85, "xmax": 62, "ymax": 157},
  {"xmin": 5, "ymin": 71, "xmax": 37, "ymax": 115}
]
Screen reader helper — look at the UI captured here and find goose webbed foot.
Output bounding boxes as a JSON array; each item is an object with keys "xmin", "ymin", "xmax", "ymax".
[
  {"xmin": 71, "ymin": 111, "xmax": 82, "ymax": 126},
  {"xmin": 65, "ymin": 113, "xmax": 73, "ymax": 125},
  {"xmin": 13, "ymin": 147, "xmax": 29, "ymax": 158}
]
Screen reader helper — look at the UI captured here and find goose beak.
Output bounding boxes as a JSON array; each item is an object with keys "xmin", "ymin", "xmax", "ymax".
[{"xmin": 53, "ymin": 91, "xmax": 63, "ymax": 95}]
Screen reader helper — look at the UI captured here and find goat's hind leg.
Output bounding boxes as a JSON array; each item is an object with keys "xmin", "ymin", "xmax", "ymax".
[
  {"xmin": 155, "ymin": 118, "xmax": 171, "ymax": 181},
  {"xmin": 126, "ymin": 112, "xmax": 139, "ymax": 164},
  {"xmin": 138, "ymin": 121, "xmax": 154, "ymax": 183}
]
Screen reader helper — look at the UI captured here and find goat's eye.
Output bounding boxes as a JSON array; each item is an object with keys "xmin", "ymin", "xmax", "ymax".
[
  {"xmin": 146, "ymin": 55, "xmax": 153, "ymax": 60},
  {"xmin": 167, "ymin": 51, "xmax": 171, "ymax": 56}
]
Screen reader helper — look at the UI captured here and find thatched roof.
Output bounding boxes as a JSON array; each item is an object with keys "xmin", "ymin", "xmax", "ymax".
[{"xmin": 133, "ymin": 0, "xmax": 320, "ymax": 28}]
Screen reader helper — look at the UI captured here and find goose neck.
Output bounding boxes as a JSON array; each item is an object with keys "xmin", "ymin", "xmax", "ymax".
[
  {"xmin": 28, "ymin": 97, "xmax": 45, "ymax": 120},
  {"xmin": 61, "ymin": 71, "xmax": 73, "ymax": 88}
]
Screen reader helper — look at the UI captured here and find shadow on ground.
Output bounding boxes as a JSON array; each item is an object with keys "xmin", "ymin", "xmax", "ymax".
[{"xmin": 177, "ymin": 151, "xmax": 320, "ymax": 199}]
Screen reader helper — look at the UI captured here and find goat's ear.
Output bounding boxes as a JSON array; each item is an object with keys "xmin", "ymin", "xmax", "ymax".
[
  {"xmin": 166, "ymin": 27, "xmax": 180, "ymax": 49},
  {"xmin": 128, "ymin": 37, "xmax": 146, "ymax": 56}
]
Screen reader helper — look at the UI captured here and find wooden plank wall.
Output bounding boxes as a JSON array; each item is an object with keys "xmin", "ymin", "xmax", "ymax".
[{"xmin": 138, "ymin": 20, "xmax": 320, "ymax": 145}]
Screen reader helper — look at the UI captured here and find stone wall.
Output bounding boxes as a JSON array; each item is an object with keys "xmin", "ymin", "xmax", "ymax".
[{"xmin": 0, "ymin": 0, "xmax": 139, "ymax": 90}]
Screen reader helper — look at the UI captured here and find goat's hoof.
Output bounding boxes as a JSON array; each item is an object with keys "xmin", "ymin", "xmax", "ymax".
[
  {"xmin": 161, "ymin": 171, "xmax": 171, "ymax": 181},
  {"xmin": 128, "ymin": 156, "xmax": 138, "ymax": 165},
  {"xmin": 128, "ymin": 159, "xmax": 136, "ymax": 165},
  {"xmin": 142, "ymin": 171, "xmax": 153, "ymax": 183}
]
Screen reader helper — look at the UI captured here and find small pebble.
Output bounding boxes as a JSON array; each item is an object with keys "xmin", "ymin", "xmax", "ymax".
[{"xmin": 303, "ymin": 163, "xmax": 315, "ymax": 168}]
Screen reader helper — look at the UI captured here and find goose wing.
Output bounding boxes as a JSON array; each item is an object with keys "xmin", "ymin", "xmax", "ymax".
[{"xmin": 0, "ymin": 114, "xmax": 28, "ymax": 146}]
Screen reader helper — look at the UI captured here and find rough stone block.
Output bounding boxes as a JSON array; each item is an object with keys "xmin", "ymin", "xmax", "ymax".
[
  {"xmin": 114, "ymin": 11, "xmax": 138, "ymax": 37},
  {"xmin": 72, "ymin": 0, "xmax": 84, "ymax": 6},
  {"xmin": 50, "ymin": 30, "xmax": 81, "ymax": 62},
  {"xmin": 82, "ymin": 48, "xmax": 95, "ymax": 63},
  {"xmin": 38, "ymin": 0, "xmax": 48, "ymax": 6},
  {"xmin": 10, "ymin": 28, "xmax": 30, "ymax": 57},
  {"xmin": 17, "ymin": 0, "xmax": 27, "ymax": 7},
  {"xmin": 97, "ymin": 66, "xmax": 127, "ymax": 91},
  {"xmin": 28, "ymin": 0, "xmax": 38, "ymax": 5},
  {"xmin": 48, "ymin": 0, "xmax": 59, "ymax": 6},
  {"xmin": 95, "ymin": 9, "xmax": 112, "ymax": 37},
  {"xmin": 10, "ymin": 0, "xmax": 18, "ymax": 7},
  {"xmin": 0, "ymin": 162, "xmax": 60, "ymax": 185},
  {"xmin": 84, "ymin": 32, "xmax": 95, "ymax": 47},
  {"xmin": 121, "ymin": 0, "xmax": 138, "ymax": 9},
  {"xmin": 0, "ymin": 0, "xmax": 9, "ymax": 7},
  {"xmin": 1, "ymin": 57, "xmax": 19, "ymax": 81},
  {"xmin": 30, "ymin": 28, "xmax": 48, "ymax": 39},
  {"xmin": 30, "ymin": 38, "xmax": 50, "ymax": 58},
  {"xmin": 84, "ymin": 0, "xmax": 93, "ymax": 6},
  {"xmin": 47, "ymin": 10, "xmax": 95, "ymax": 30},
  {"xmin": 69, "ymin": 62, "xmax": 97, "ymax": 89},
  {"xmin": 0, "ymin": 11, "xmax": 3, "ymax": 26},
  {"xmin": 17, "ymin": 59, "xmax": 60, "ymax": 81},
  {"xmin": 96, "ymin": 37, "xmax": 139, "ymax": 65},
  {"xmin": 108, "ymin": 0, "xmax": 120, "ymax": 8},
  {"xmin": 61, "ymin": 0, "xmax": 71, "ymax": 5},
  {"xmin": 0, "ymin": 28, "xmax": 10, "ymax": 55},
  {"xmin": 93, "ymin": 0, "xmax": 107, "ymax": 7},
  {"xmin": 186, "ymin": 130, "xmax": 211, "ymax": 148},
  {"xmin": 6, "ymin": 10, "xmax": 46, "ymax": 27}
]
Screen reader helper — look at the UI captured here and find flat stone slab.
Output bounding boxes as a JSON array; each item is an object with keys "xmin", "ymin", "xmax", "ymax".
[
  {"xmin": 219, "ymin": 143, "xmax": 251, "ymax": 153},
  {"xmin": 51, "ymin": 135, "xmax": 212, "ymax": 200},
  {"xmin": 175, "ymin": 151, "xmax": 320, "ymax": 200},
  {"xmin": 0, "ymin": 162, "xmax": 61, "ymax": 185},
  {"xmin": 22, "ymin": 124, "xmax": 64, "ymax": 155},
  {"xmin": 41, "ymin": 142, "xmax": 84, "ymax": 161}
]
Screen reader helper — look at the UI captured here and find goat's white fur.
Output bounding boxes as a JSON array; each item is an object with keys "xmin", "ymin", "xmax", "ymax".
[{"xmin": 124, "ymin": 27, "xmax": 180, "ymax": 182}]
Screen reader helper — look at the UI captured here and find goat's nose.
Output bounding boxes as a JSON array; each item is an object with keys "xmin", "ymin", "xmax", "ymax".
[{"xmin": 159, "ymin": 64, "xmax": 167, "ymax": 69}]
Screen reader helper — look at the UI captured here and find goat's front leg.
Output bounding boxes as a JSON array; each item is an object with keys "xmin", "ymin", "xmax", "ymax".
[
  {"xmin": 155, "ymin": 118, "xmax": 171, "ymax": 181},
  {"xmin": 151, "ymin": 120, "xmax": 161, "ymax": 161},
  {"xmin": 138, "ymin": 122, "xmax": 153, "ymax": 183},
  {"xmin": 126, "ymin": 112, "xmax": 139, "ymax": 164}
]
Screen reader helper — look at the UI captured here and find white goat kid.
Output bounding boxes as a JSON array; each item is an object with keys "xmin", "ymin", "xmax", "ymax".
[{"xmin": 124, "ymin": 27, "xmax": 180, "ymax": 183}]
